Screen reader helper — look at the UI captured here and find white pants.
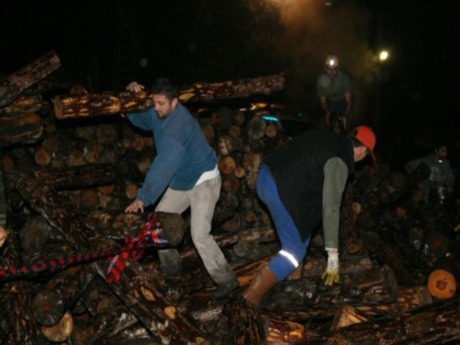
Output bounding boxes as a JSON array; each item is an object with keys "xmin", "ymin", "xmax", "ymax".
[{"xmin": 155, "ymin": 175, "xmax": 236, "ymax": 285}]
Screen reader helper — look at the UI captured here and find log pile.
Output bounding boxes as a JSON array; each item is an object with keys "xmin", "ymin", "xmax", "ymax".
[{"xmin": 0, "ymin": 53, "xmax": 459, "ymax": 344}]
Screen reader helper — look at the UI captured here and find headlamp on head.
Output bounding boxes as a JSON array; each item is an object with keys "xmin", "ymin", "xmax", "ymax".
[{"xmin": 325, "ymin": 54, "xmax": 339, "ymax": 69}]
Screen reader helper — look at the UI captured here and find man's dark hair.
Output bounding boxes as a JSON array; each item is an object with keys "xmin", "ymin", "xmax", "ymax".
[{"xmin": 151, "ymin": 78, "xmax": 179, "ymax": 101}]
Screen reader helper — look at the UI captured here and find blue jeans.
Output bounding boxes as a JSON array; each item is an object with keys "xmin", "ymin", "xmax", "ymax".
[
  {"xmin": 329, "ymin": 97, "xmax": 347, "ymax": 114},
  {"xmin": 257, "ymin": 164, "xmax": 311, "ymax": 280}
]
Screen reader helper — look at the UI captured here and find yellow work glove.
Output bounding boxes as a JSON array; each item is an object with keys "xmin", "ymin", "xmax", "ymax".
[{"xmin": 321, "ymin": 248, "xmax": 339, "ymax": 286}]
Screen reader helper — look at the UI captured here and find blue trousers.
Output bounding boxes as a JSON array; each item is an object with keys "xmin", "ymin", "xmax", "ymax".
[{"xmin": 257, "ymin": 164, "xmax": 311, "ymax": 280}]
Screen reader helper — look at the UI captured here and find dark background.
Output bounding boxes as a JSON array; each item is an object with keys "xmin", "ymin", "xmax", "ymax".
[{"xmin": 1, "ymin": 0, "xmax": 459, "ymax": 168}]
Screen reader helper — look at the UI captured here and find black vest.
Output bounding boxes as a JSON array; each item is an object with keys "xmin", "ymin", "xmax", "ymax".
[{"xmin": 264, "ymin": 129, "xmax": 355, "ymax": 241}]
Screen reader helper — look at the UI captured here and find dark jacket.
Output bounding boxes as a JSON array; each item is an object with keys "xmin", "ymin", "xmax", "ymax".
[{"xmin": 264, "ymin": 129, "xmax": 354, "ymax": 240}]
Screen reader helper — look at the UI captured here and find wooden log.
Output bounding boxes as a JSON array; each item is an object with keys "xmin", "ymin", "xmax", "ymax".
[
  {"xmin": 107, "ymin": 324, "xmax": 154, "ymax": 343},
  {"xmin": 330, "ymin": 304, "xmax": 369, "ymax": 330},
  {"xmin": 242, "ymin": 152, "xmax": 262, "ymax": 189},
  {"xmin": 218, "ymin": 155, "xmax": 236, "ymax": 175},
  {"xmin": 72, "ymin": 308, "xmax": 138, "ymax": 345},
  {"xmin": 85, "ymin": 210, "xmax": 186, "ymax": 246},
  {"xmin": 190, "ymin": 302, "xmax": 319, "ymax": 344},
  {"xmin": 217, "ymin": 134, "xmax": 235, "ymax": 156},
  {"xmin": 34, "ymin": 145, "xmax": 52, "ymax": 167},
  {"xmin": 344, "ymin": 264, "xmax": 399, "ymax": 305},
  {"xmin": 40, "ymin": 311, "xmax": 73, "ymax": 343},
  {"xmin": 232, "ymin": 110, "xmax": 246, "ymax": 126},
  {"xmin": 219, "ymin": 213, "xmax": 244, "ymax": 232},
  {"xmin": 363, "ymin": 231, "xmax": 416, "ymax": 286},
  {"xmin": 212, "ymin": 191, "xmax": 239, "ymax": 227},
  {"xmin": 302, "ymin": 255, "xmax": 374, "ymax": 278},
  {"xmin": 233, "ymin": 240, "xmax": 279, "ymax": 262},
  {"xmin": 32, "ymin": 265, "xmax": 96, "ymax": 326},
  {"xmin": 221, "ymin": 174, "xmax": 240, "ymax": 194},
  {"xmin": 5, "ymin": 163, "xmax": 116, "ymax": 190},
  {"xmin": 324, "ymin": 297, "xmax": 460, "ymax": 344},
  {"xmin": 0, "ymin": 112, "xmax": 43, "ymax": 147},
  {"xmin": 0, "ymin": 94, "xmax": 49, "ymax": 116},
  {"xmin": 215, "ymin": 299, "xmax": 267, "ymax": 344},
  {"xmin": 12, "ymin": 175, "xmax": 205, "ymax": 344},
  {"xmin": 0, "ymin": 50, "xmax": 61, "ymax": 107},
  {"xmin": 72, "ymin": 278, "xmax": 139, "ymax": 344},
  {"xmin": 247, "ymin": 116, "xmax": 267, "ymax": 141},
  {"xmin": 0, "ymin": 231, "xmax": 40, "ymax": 343},
  {"xmin": 18, "ymin": 215, "xmax": 53, "ymax": 254},
  {"xmin": 54, "ymin": 90, "xmax": 155, "ymax": 119},
  {"xmin": 354, "ymin": 286, "xmax": 433, "ymax": 317},
  {"xmin": 54, "ymin": 73, "xmax": 285, "ymax": 119},
  {"xmin": 179, "ymin": 73, "xmax": 285, "ymax": 102},
  {"xmin": 266, "ymin": 265, "xmax": 399, "ymax": 321},
  {"xmin": 201, "ymin": 122, "xmax": 216, "ymax": 145}
]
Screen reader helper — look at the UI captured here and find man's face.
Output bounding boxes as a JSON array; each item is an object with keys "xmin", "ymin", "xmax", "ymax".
[
  {"xmin": 436, "ymin": 147, "xmax": 448, "ymax": 161},
  {"xmin": 153, "ymin": 94, "xmax": 178, "ymax": 118},
  {"xmin": 325, "ymin": 66, "xmax": 338, "ymax": 80}
]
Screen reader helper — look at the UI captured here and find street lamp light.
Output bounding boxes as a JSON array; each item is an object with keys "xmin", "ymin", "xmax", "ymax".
[
  {"xmin": 379, "ymin": 50, "xmax": 389, "ymax": 62},
  {"xmin": 375, "ymin": 49, "xmax": 390, "ymax": 127}
]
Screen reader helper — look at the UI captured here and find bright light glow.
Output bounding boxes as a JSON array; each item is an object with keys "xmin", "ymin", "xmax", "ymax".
[
  {"xmin": 379, "ymin": 50, "xmax": 389, "ymax": 62},
  {"xmin": 262, "ymin": 115, "xmax": 280, "ymax": 122}
]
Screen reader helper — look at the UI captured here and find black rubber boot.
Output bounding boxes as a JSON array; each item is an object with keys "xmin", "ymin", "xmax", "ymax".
[{"xmin": 212, "ymin": 278, "xmax": 240, "ymax": 299}]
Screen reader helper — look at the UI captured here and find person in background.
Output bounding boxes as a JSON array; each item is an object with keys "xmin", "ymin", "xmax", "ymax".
[
  {"xmin": 317, "ymin": 53, "xmax": 352, "ymax": 129},
  {"xmin": 404, "ymin": 143, "xmax": 455, "ymax": 204},
  {"xmin": 124, "ymin": 78, "xmax": 239, "ymax": 298},
  {"xmin": 327, "ymin": 111, "xmax": 346, "ymax": 135},
  {"xmin": 243, "ymin": 126, "xmax": 376, "ymax": 306}
]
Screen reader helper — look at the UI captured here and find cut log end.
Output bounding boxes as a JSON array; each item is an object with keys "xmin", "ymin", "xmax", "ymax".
[
  {"xmin": 33, "ymin": 290, "xmax": 64, "ymax": 326},
  {"xmin": 53, "ymin": 96, "xmax": 65, "ymax": 119},
  {"xmin": 41, "ymin": 311, "xmax": 73, "ymax": 343}
]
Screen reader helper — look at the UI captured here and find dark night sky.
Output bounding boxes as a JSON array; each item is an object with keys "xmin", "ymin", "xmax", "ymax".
[{"xmin": 1, "ymin": 0, "xmax": 459, "ymax": 144}]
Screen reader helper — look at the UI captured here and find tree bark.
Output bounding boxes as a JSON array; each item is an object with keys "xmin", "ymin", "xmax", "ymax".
[
  {"xmin": 54, "ymin": 73, "xmax": 285, "ymax": 119},
  {"xmin": 0, "ymin": 112, "xmax": 43, "ymax": 147},
  {"xmin": 0, "ymin": 94, "xmax": 49, "ymax": 116},
  {"xmin": 12, "ymin": 174, "xmax": 206, "ymax": 344},
  {"xmin": 5, "ymin": 163, "xmax": 116, "ymax": 190},
  {"xmin": 0, "ymin": 230, "xmax": 40, "ymax": 344},
  {"xmin": 0, "ymin": 51, "xmax": 61, "ymax": 107},
  {"xmin": 32, "ymin": 265, "xmax": 96, "ymax": 326},
  {"xmin": 323, "ymin": 298, "xmax": 460, "ymax": 344}
]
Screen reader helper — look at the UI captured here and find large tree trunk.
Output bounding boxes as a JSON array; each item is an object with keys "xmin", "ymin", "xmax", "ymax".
[
  {"xmin": 0, "ymin": 51, "xmax": 61, "ymax": 107},
  {"xmin": 54, "ymin": 73, "xmax": 285, "ymax": 119}
]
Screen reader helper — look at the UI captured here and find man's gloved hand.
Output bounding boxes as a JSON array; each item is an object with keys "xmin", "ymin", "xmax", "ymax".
[{"xmin": 321, "ymin": 248, "xmax": 339, "ymax": 286}]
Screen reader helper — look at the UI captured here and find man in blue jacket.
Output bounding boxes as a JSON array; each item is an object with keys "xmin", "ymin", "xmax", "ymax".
[
  {"xmin": 124, "ymin": 78, "xmax": 238, "ymax": 298},
  {"xmin": 244, "ymin": 126, "xmax": 376, "ymax": 306}
]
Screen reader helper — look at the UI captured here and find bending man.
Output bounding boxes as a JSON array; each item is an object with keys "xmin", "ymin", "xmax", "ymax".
[{"xmin": 244, "ymin": 126, "xmax": 376, "ymax": 305}]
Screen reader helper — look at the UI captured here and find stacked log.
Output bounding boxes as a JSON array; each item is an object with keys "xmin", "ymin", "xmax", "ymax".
[
  {"xmin": 0, "ymin": 51, "xmax": 60, "ymax": 107},
  {"xmin": 0, "ymin": 51, "xmax": 459, "ymax": 344}
]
